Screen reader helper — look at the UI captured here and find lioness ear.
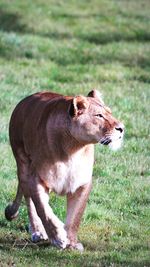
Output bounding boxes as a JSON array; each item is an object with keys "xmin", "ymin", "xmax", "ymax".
[
  {"xmin": 69, "ymin": 96, "xmax": 89, "ymax": 117},
  {"xmin": 88, "ymin": 89, "xmax": 104, "ymax": 104}
]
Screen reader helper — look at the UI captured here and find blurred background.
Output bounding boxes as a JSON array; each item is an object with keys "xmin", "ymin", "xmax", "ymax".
[{"xmin": 0, "ymin": 1, "xmax": 149, "ymax": 266}]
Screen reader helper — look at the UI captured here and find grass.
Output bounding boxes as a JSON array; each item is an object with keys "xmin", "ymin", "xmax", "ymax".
[{"xmin": 0, "ymin": 0, "xmax": 150, "ymax": 266}]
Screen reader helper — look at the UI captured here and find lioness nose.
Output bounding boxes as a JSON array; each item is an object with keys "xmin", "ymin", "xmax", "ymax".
[{"xmin": 115, "ymin": 123, "xmax": 124, "ymax": 133}]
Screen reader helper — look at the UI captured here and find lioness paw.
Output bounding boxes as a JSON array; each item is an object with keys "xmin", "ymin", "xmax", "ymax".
[
  {"xmin": 67, "ymin": 242, "xmax": 84, "ymax": 252},
  {"xmin": 31, "ymin": 231, "xmax": 48, "ymax": 243},
  {"xmin": 74, "ymin": 242, "xmax": 84, "ymax": 252},
  {"xmin": 51, "ymin": 236, "xmax": 69, "ymax": 249},
  {"xmin": 51, "ymin": 228, "xmax": 69, "ymax": 249}
]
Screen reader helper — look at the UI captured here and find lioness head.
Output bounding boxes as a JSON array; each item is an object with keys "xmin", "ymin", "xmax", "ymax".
[{"xmin": 69, "ymin": 89, "xmax": 124, "ymax": 150}]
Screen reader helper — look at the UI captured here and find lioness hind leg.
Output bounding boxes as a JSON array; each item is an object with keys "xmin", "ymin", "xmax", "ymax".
[
  {"xmin": 29, "ymin": 181, "xmax": 69, "ymax": 249},
  {"xmin": 65, "ymin": 182, "xmax": 92, "ymax": 251},
  {"xmin": 11, "ymin": 149, "xmax": 47, "ymax": 242},
  {"xmin": 25, "ymin": 197, "xmax": 48, "ymax": 242}
]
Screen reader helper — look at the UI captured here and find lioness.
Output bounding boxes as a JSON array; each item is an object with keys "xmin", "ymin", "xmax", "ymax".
[{"xmin": 5, "ymin": 90, "xmax": 124, "ymax": 251}]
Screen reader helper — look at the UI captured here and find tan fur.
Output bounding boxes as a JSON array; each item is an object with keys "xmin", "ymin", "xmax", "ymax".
[{"xmin": 5, "ymin": 90, "xmax": 124, "ymax": 250}]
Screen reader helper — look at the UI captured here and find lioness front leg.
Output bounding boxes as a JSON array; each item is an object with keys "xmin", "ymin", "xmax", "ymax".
[
  {"xmin": 29, "ymin": 180, "xmax": 69, "ymax": 249},
  {"xmin": 25, "ymin": 197, "xmax": 48, "ymax": 242},
  {"xmin": 65, "ymin": 182, "xmax": 92, "ymax": 251}
]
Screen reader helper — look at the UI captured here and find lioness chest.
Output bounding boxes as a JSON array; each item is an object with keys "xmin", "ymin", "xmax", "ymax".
[{"xmin": 40, "ymin": 145, "xmax": 94, "ymax": 195}]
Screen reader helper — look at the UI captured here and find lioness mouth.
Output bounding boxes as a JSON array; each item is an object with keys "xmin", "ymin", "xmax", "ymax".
[{"xmin": 100, "ymin": 138, "xmax": 111, "ymax": 145}]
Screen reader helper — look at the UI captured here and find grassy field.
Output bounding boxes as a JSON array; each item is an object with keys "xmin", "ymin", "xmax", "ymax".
[{"xmin": 0, "ymin": 0, "xmax": 150, "ymax": 266}]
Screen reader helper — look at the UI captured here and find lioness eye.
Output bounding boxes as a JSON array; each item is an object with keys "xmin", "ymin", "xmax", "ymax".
[{"xmin": 95, "ymin": 114, "xmax": 103, "ymax": 118}]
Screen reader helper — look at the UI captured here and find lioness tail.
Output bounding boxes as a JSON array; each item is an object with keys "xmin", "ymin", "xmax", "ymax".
[{"xmin": 5, "ymin": 183, "xmax": 23, "ymax": 221}]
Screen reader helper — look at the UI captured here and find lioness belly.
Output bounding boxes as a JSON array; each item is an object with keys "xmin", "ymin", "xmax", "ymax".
[{"xmin": 41, "ymin": 146, "xmax": 94, "ymax": 195}]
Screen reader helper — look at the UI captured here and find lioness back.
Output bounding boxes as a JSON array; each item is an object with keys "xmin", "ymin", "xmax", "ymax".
[{"xmin": 9, "ymin": 91, "xmax": 67, "ymax": 152}]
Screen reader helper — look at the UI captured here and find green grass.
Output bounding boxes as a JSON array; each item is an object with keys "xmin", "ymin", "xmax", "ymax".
[{"xmin": 0, "ymin": 0, "xmax": 150, "ymax": 266}]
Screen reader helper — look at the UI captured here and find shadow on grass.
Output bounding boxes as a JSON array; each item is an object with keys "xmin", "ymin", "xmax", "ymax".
[
  {"xmin": 41, "ymin": 11, "xmax": 150, "ymax": 44},
  {"xmin": 79, "ymin": 31, "xmax": 150, "ymax": 45},
  {"xmin": 0, "ymin": 8, "xmax": 29, "ymax": 33},
  {"xmin": 0, "ymin": 7, "xmax": 150, "ymax": 44},
  {"xmin": 0, "ymin": 8, "xmax": 150, "ymax": 69},
  {"xmin": 0, "ymin": 235, "xmax": 150, "ymax": 267}
]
